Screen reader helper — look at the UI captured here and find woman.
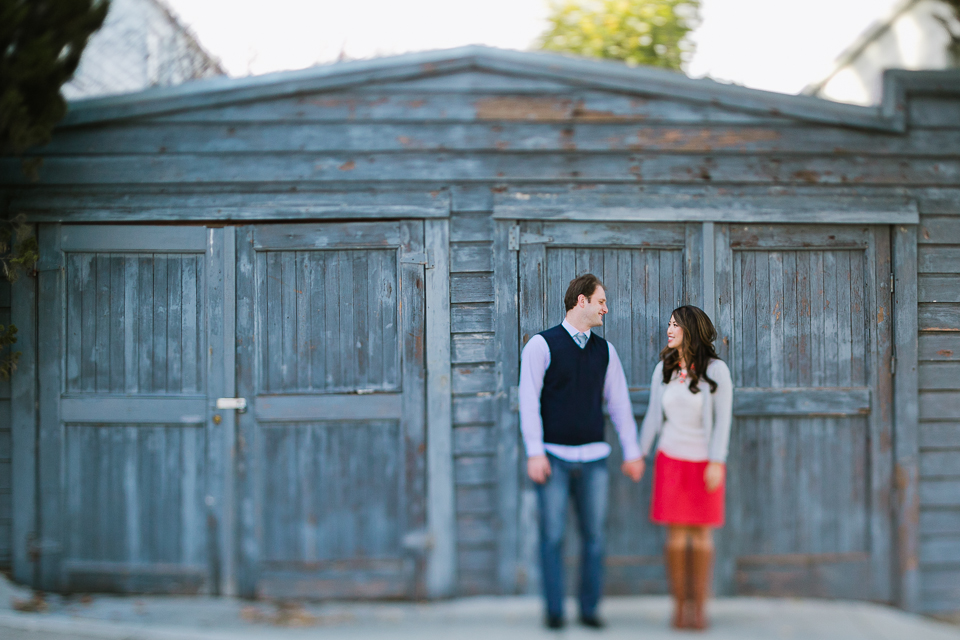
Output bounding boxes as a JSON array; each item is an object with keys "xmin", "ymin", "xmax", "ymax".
[{"xmin": 638, "ymin": 305, "xmax": 733, "ymax": 630}]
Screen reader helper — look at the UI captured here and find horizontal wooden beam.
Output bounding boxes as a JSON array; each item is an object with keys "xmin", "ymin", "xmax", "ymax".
[
  {"xmin": 2, "ymin": 153, "xmax": 955, "ymax": 189},
  {"xmin": 254, "ymin": 393, "xmax": 402, "ymax": 422},
  {"xmin": 253, "ymin": 221, "xmax": 403, "ymax": 250},
  {"xmin": 11, "ymin": 189, "xmax": 451, "ymax": 223},
  {"xmin": 60, "ymin": 397, "xmax": 207, "ymax": 424},
  {"xmin": 495, "ymin": 192, "xmax": 919, "ymax": 225},
  {"xmin": 734, "ymin": 387, "xmax": 871, "ymax": 416},
  {"xmin": 630, "ymin": 387, "xmax": 872, "ymax": 417},
  {"xmin": 61, "ymin": 225, "xmax": 208, "ymax": 252}
]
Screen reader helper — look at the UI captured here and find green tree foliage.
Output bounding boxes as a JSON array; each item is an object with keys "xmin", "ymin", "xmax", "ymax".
[
  {"xmin": 538, "ymin": 0, "xmax": 701, "ymax": 71},
  {"xmin": 935, "ymin": 0, "xmax": 960, "ymax": 65},
  {"xmin": 0, "ymin": 0, "xmax": 110, "ymax": 156},
  {"xmin": 0, "ymin": 216, "xmax": 38, "ymax": 380},
  {"xmin": 0, "ymin": 1, "xmax": 104, "ymax": 376}
]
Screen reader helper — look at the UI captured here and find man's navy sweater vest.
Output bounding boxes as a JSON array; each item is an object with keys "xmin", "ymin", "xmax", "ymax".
[{"xmin": 539, "ymin": 324, "xmax": 609, "ymax": 446}]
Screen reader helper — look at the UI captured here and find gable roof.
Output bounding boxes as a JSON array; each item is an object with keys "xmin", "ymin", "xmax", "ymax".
[{"xmin": 58, "ymin": 45, "xmax": 933, "ymax": 132}]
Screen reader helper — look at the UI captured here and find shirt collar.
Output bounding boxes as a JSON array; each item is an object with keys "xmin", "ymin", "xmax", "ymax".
[{"xmin": 561, "ymin": 319, "xmax": 591, "ymax": 339}]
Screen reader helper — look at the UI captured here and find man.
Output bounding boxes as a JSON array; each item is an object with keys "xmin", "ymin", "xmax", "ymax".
[{"xmin": 519, "ymin": 273, "xmax": 645, "ymax": 630}]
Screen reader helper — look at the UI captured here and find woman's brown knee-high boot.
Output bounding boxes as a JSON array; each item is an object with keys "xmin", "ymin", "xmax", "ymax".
[
  {"xmin": 689, "ymin": 541, "xmax": 713, "ymax": 630},
  {"xmin": 665, "ymin": 541, "xmax": 688, "ymax": 629}
]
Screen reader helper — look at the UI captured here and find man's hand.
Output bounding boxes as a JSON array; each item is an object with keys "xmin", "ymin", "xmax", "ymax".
[
  {"xmin": 621, "ymin": 457, "xmax": 645, "ymax": 483},
  {"xmin": 704, "ymin": 462, "xmax": 725, "ymax": 492},
  {"xmin": 527, "ymin": 455, "xmax": 552, "ymax": 484}
]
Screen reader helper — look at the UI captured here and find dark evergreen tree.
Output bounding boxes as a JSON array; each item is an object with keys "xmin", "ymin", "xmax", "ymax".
[{"xmin": 0, "ymin": 0, "xmax": 110, "ymax": 155}]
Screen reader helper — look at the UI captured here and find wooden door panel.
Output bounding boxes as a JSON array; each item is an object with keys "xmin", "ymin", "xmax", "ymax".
[
  {"xmin": 518, "ymin": 222, "xmax": 692, "ymax": 595},
  {"xmin": 39, "ymin": 225, "xmax": 218, "ymax": 594},
  {"xmin": 236, "ymin": 221, "xmax": 426, "ymax": 599},
  {"xmin": 717, "ymin": 225, "xmax": 893, "ymax": 602},
  {"xmin": 64, "ymin": 252, "xmax": 205, "ymax": 394},
  {"xmin": 254, "ymin": 249, "xmax": 399, "ymax": 394}
]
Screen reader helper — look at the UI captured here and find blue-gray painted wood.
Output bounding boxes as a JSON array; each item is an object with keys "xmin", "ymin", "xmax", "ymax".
[
  {"xmin": 494, "ymin": 220, "xmax": 519, "ymax": 594},
  {"xmin": 37, "ymin": 224, "xmax": 64, "ymax": 590},
  {"xmin": 2, "ymin": 49, "xmax": 959, "ymax": 612},
  {"xmin": 10, "ymin": 189, "xmax": 450, "ymax": 223},
  {"xmin": 718, "ymin": 225, "xmax": 894, "ymax": 602},
  {"xmin": 516, "ymin": 221, "xmax": 689, "ymax": 595},
  {"xmin": 424, "ymin": 218, "xmax": 456, "ymax": 598},
  {"xmin": 204, "ymin": 227, "xmax": 236, "ymax": 595},
  {"xmin": 53, "ymin": 47, "xmax": 901, "ymax": 131},
  {"xmin": 36, "ymin": 223, "xmax": 225, "ymax": 594},
  {"xmin": 732, "ymin": 388, "xmax": 871, "ymax": 416},
  {"xmin": 893, "ymin": 225, "xmax": 921, "ymax": 611},
  {"xmin": 11, "ymin": 260, "xmax": 37, "ymax": 584},
  {"xmin": 7, "ymin": 153, "xmax": 960, "ymax": 187},
  {"xmin": 494, "ymin": 193, "xmax": 919, "ymax": 225},
  {"xmin": 235, "ymin": 221, "xmax": 428, "ymax": 599},
  {"xmin": 60, "ymin": 225, "xmax": 207, "ymax": 252}
]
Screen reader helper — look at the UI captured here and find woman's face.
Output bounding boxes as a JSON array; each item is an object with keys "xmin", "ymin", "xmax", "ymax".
[{"xmin": 667, "ymin": 315, "xmax": 683, "ymax": 350}]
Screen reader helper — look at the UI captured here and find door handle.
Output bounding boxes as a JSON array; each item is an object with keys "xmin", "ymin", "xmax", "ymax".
[{"xmin": 216, "ymin": 397, "xmax": 247, "ymax": 412}]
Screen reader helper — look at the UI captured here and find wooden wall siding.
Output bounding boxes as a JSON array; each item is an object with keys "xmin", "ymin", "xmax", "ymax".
[
  {"xmin": 254, "ymin": 249, "xmax": 398, "ymax": 394},
  {"xmin": 515, "ymin": 226, "xmax": 691, "ymax": 596},
  {"xmin": 0, "ymin": 281, "xmax": 10, "ymax": 568},
  {"xmin": 65, "ymin": 253, "xmax": 204, "ymax": 394},
  {"xmin": 260, "ymin": 421, "xmax": 401, "ymax": 563},
  {"xmin": 62, "ymin": 423, "xmax": 206, "ymax": 591},
  {"xmin": 2, "ymin": 65, "xmax": 959, "ymax": 610},
  {"xmin": 916, "ymin": 204, "xmax": 960, "ymax": 611},
  {"xmin": 730, "ymin": 417, "xmax": 869, "ymax": 556},
  {"xmin": 543, "ymin": 247, "xmax": 683, "ymax": 388},
  {"xmin": 731, "ymin": 250, "xmax": 867, "ymax": 388},
  {"xmin": 449, "ymin": 212, "xmax": 498, "ymax": 595}
]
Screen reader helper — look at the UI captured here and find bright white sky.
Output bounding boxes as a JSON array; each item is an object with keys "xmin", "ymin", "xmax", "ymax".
[{"xmin": 164, "ymin": 0, "xmax": 904, "ymax": 95}]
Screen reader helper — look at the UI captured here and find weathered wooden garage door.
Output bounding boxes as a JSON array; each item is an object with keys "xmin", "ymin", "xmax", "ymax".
[
  {"xmin": 235, "ymin": 221, "xmax": 427, "ymax": 599},
  {"xmin": 36, "ymin": 225, "xmax": 228, "ymax": 593},
  {"xmin": 517, "ymin": 221, "xmax": 701, "ymax": 594},
  {"xmin": 715, "ymin": 224, "xmax": 894, "ymax": 602}
]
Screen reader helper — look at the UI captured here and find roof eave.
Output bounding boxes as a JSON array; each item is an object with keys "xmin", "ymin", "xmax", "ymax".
[{"xmin": 58, "ymin": 46, "xmax": 905, "ymax": 132}]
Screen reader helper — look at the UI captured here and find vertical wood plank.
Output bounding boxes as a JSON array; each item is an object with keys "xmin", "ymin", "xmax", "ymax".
[
  {"xmin": 495, "ymin": 219, "xmax": 520, "ymax": 594},
  {"xmin": 893, "ymin": 225, "xmax": 920, "ymax": 611},
  {"xmin": 400, "ymin": 219, "xmax": 427, "ymax": 596},
  {"xmin": 153, "ymin": 256, "xmax": 169, "ymax": 393},
  {"xmin": 181, "ymin": 255, "xmax": 199, "ymax": 393},
  {"xmin": 109, "ymin": 256, "xmax": 125, "ymax": 393},
  {"xmin": 37, "ymin": 224, "xmax": 63, "ymax": 591},
  {"xmin": 425, "ymin": 218, "xmax": 455, "ymax": 597},
  {"xmin": 700, "ymin": 222, "xmax": 715, "ymax": 318},
  {"xmin": 123, "ymin": 257, "xmax": 139, "ymax": 393},
  {"xmin": 138, "ymin": 256, "xmax": 154, "ymax": 393},
  {"xmin": 712, "ymin": 224, "xmax": 735, "ymax": 594},
  {"xmin": 11, "ymin": 238, "xmax": 38, "ymax": 585},
  {"xmin": 868, "ymin": 226, "xmax": 895, "ymax": 601},
  {"xmin": 235, "ymin": 226, "xmax": 259, "ymax": 597}
]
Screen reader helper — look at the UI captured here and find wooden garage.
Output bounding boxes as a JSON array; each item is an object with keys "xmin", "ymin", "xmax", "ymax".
[{"xmin": 0, "ymin": 46, "xmax": 957, "ymax": 614}]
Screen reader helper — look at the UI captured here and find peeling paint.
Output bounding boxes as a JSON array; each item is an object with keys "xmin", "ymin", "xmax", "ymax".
[
  {"xmin": 626, "ymin": 128, "xmax": 781, "ymax": 151},
  {"xmin": 474, "ymin": 97, "xmax": 573, "ymax": 120},
  {"xmin": 338, "ymin": 160, "xmax": 356, "ymax": 171}
]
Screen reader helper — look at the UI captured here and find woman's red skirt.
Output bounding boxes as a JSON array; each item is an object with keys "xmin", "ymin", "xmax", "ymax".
[{"xmin": 650, "ymin": 451, "xmax": 725, "ymax": 527}]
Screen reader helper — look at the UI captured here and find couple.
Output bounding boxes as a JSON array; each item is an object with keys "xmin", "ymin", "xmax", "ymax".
[{"xmin": 519, "ymin": 273, "xmax": 733, "ymax": 631}]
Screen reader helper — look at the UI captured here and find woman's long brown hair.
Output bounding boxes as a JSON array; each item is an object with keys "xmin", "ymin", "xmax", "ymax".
[{"xmin": 660, "ymin": 305, "xmax": 719, "ymax": 394}]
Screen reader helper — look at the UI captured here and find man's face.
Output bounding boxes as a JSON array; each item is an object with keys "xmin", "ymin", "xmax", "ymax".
[{"xmin": 580, "ymin": 285, "xmax": 608, "ymax": 328}]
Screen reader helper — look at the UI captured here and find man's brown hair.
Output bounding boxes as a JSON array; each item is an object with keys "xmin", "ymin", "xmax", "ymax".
[{"xmin": 564, "ymin": 274, "xmax": 604, "ymax": 311}]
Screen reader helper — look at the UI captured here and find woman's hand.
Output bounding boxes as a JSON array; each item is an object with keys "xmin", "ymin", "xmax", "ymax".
[
  {"xmin": 622, "ymin": 457, "xmax": 645, "ymax": 483},
  {"xmin": 704, "ymin": 462, "xmax": 725, "ymax": 492}
]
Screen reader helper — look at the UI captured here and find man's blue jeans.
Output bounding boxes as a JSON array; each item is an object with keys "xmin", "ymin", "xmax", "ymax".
[{"xmin": 536, "ymin": 453, "xmax": 609, "ymax": 619}]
